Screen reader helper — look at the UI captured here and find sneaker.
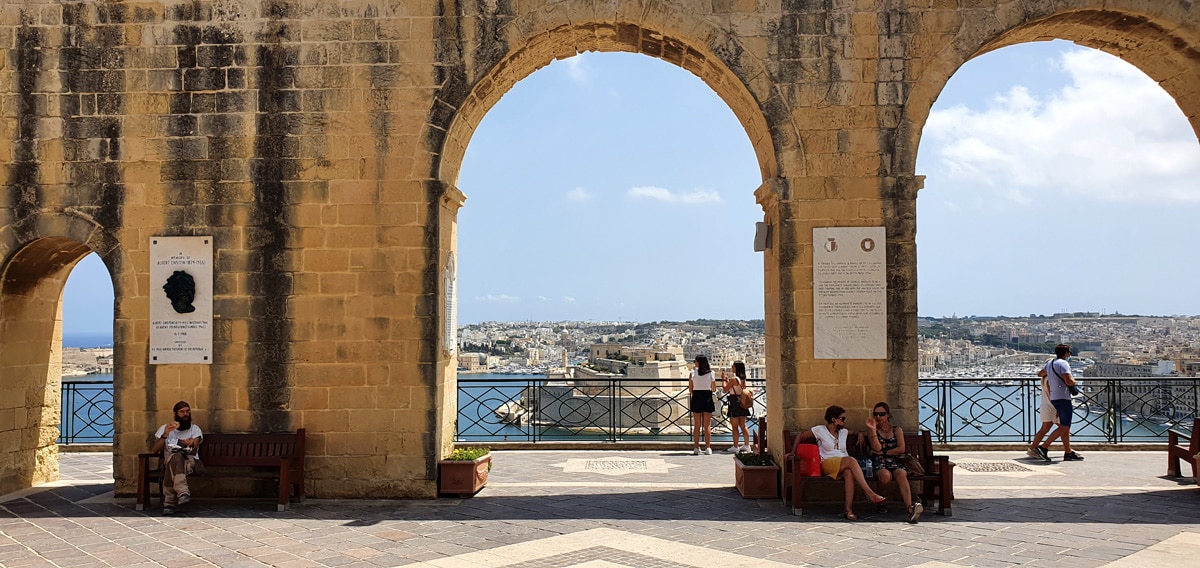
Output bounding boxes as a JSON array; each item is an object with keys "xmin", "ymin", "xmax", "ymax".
[
  {"xmin": 908, "ymin": 502, "xmax": 924, "ymax": 524},
  {"xmin": 177, "ymin": 493, "xmax": 191, "ymax": 505},
  {"xmin": 1025, "ymin": 447, "xmax": 1041, "ymax": 460},
  {"xmin": 703, "ymin": 447, "xmax": 713, "ymax": 455},
  {"xmin": 162, "ymin": 506, "xmax": 176, "ymax": 516},
  {"xmin": 1063, "ymin": 451, "xmax": 1084, "ymax": 461},
  {"xmin": 692, "ymin": 448, "xmax": 700, "ymax": 455},
  {"xmin": 740, "ymin": 445, "xmax": 754, "ymax": 453},
  {"xmin": 1036, "ymin": 446, "xmax": 1052, "ymax": 462},
  {"xmin": 725, "ymin": 446, "xmax": 740, "ymax": 453}
]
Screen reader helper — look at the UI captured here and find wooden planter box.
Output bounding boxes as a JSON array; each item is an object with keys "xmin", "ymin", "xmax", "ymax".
[
  {"xmin": 734, "ymin": 456, "xmax": 779, "ymax": 499},
  {"xmin": 438, "ymin": 454, "xmax": 491, "ymax": 497}
]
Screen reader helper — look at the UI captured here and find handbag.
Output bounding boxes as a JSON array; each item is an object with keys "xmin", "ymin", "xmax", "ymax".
[
  {"xmin": 739, "ymin": 387, "xmax": 753, "ymax": 409},
  {"xmin": 900, "ymin": 453, "xmax": 925, "ymax": 476},
  {"xmin": 794, "ymin": 443, "xmax": 821, "ymax": 477}
]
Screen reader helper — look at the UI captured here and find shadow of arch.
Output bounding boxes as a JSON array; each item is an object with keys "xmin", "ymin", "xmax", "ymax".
[
  {"xmin": 898, "ymin": 7, "xmax": 1200, "ymax": 176},
  {"xmin": 432, "ymin": 10, "xmax": 786, "ymax": 187},
  {"xmin": 0, "ymin": 228, "xmax": 126, "ymax": 496}
]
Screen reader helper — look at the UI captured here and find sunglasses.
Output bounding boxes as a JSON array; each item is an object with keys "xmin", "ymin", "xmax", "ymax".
[
  {"xmin": 873, "ymin": 412, "xmax": 888, "ymax": 417},
  {"xmin": 835, "ymin": 416, "xmax": 846, "ymax": 421}
]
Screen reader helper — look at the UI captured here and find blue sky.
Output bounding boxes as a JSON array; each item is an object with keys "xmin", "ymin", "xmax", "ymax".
[{"xmin": 61, "ymin": 40, "xmax": 1200, "ymax": 340}]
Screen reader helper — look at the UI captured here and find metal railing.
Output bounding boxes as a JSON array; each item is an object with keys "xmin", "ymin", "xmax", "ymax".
[
  {"xmin": 58, "ymin": 376, "xmax": 1199, "ymax": 445},
  {"xmin": 457, "ymin": 376, "xmax": 764, "ymax": 442},
  {"xmin": 59, "ymin": 379, "xmax": 115, "ymax": 444},
  {"xmin": 918, "ymin": 377, "xmax": 1198, "ymax": 443}
]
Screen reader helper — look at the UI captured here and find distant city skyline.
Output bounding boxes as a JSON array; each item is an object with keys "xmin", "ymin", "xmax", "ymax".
[{"xmin": 60, "ymin": 40, "xmax": 1200, "ymax": 339}]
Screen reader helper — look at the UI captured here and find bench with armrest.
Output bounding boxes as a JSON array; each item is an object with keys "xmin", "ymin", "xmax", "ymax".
[
  {"xmin": 1167, "ymin": 417, "xmax": 1200, "ymax": 484},
  {"xmin": 783, "ymin": 428, "xmax": 953, "ymax": 516},
  {"xmin": 137, "ymin": 429, "xmax": 306, "ymax": 512}
]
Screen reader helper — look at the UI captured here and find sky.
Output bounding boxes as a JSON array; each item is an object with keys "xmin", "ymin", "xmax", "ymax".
[{"xmin": 60, "ymin": 39, "xmax": 1200, "ymax": 342}]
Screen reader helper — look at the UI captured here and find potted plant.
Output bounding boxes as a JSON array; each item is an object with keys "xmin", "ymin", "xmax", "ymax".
[
  {"xmin": 734, "ymin": 451, "xmax": 778, "ymax": 499},
  {"xmin": 438, "ymin": 447, "xmax": 491, "ymax": 497}
]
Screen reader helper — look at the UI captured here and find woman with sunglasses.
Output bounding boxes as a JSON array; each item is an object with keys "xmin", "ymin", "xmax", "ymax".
[
  {"xmin": 797, "ymin": 405, "xmax": 886, "ymax": 520},
  {"xmin": 866, "ymin": 402, "xmax": 923, "ymax": 523}
]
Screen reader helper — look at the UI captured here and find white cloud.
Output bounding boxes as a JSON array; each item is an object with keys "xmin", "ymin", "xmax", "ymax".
[
  {"xmin": 474, "ymin": 294, "xmax": 519, "ymax": 303},
  {"xmin": 562, "ymin": 296, "xmax": 576, "ymax": 303},
  {"xmin": 537, "ymin": 295, "xmax": 550, "ymax": 301},
  {"xmin": 566, "ymin": 187, "xmax": 592, "ymax": 201},
  {"xmin": 923, "ymin": 48, "xmax": 1200, "ymax": 204},
  {"xmin": 627, "ymin": 185, "xmax": 722, "ymax": 204},
  {"xmin": 562, "ymin": 54, "xmax": 588, "ymax": 83}
]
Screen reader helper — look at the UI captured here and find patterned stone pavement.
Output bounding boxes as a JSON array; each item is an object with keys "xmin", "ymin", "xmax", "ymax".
[{"xmin": 1, "ymin": 449, "xmax": 1199, "ymax": 567}]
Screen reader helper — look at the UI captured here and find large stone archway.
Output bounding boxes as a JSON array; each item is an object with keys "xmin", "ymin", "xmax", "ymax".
[{"xmin": 0, "ymin": 0, "xmax": 1196, "ymax": 499}]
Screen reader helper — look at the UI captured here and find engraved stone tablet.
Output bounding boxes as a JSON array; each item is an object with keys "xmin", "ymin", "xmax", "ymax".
[
  {"xmin": 813, "ymin": 227, "xmax": 886, "ymax": 359},
  {"xmin": 150, "ymin": 237, "xmax": 213, "ymax": 364}
]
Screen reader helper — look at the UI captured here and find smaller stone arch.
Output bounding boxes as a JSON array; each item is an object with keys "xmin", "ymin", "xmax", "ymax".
[{"xmin": 0, "ymin": 220, "xmax": 128, "ymax": 495}]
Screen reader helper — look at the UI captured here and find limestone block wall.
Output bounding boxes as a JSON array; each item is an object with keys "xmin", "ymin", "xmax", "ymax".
[{"xmin": 0, "ymin": 0, "xmax": 1196, "ymax": 496}]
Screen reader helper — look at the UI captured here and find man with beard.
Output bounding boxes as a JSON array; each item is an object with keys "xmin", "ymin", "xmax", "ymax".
[{"xmin": 152, "ymin": 401, "xmax": 203, "ymax": 515}]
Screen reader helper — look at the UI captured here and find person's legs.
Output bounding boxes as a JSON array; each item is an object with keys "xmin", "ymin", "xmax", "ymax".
[
  {"xmin": 691, "ymin": 413, "xmax": 702, "ymax": 453},
  {"xmin": 843, "ymin": 474, "xmax": 856, "ymax": 515},
  {"xmin": 737, "ymin": 418, "xmax": 751, "ymax": 450},
  {"xmin": 1029, "ymin": 421, "xmax": 1053, "ymax": 451},
  {"xmin": 730, "ymin": 416, "xmax": 742, "ymax": 449},
  {"xmin": 1047, "ymin": 399, "xmax": 1080, "ymax": 458},
  {"xmin": 702, "ymin": 412, "xmax": 713, "ymax": 451}
]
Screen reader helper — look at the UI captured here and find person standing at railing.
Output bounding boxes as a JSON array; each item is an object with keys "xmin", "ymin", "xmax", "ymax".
[
  {"xmin": 721, "ymin": 361, "xmax": 753, "ymax": 453},
  {"xmin": 152, "ymin": 401, "xmax": 204, "ymax": 515},
  {"xmin": 689, "ymin": 355, "xmax": 716, "ymax": 455},
  {"xmin": 1034, "ymin": 344, "xmax": 1084, "ymax": 462}
]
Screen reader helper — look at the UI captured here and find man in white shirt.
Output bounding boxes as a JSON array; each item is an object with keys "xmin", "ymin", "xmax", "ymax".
[{"xmin": 152, "ymin": 401, "xmax": 203, "ymax": 515}]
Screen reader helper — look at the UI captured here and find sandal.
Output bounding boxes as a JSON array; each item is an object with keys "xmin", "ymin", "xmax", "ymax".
[
  {"xmin": 843, "ymin": 511, "xmax": 858, "ymax": 521},
  {"xmin": 869, "ymin": 494, "xmax": 886, "ymax": 505}
]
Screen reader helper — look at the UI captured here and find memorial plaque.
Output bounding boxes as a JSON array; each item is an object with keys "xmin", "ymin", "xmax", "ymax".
[
  {"xmin": 443, "ymin": 252, "xmax": 457, "ymax": 355},
  {"xmin": 813, "ymin": 227, "xmax": 886, "ymax": 359},
  {"xmin": 150, "ymin": 237, "xmax": 213, "ymax": 364}
]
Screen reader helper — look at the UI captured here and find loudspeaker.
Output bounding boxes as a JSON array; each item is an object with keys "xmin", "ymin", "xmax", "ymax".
[{"xmin": 753, "ymin": 222, "xmax": 771, "ymax": 252}]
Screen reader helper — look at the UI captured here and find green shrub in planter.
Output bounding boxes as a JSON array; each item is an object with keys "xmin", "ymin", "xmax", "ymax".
[{"xmin": 439, "ymin": 447, "xmax": 492, "ymax": 497}]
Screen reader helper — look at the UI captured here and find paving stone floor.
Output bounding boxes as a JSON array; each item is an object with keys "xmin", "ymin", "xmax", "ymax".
[{"xmin": 1, "ymin": 449, "xmax": 1199, "ymax": 567}]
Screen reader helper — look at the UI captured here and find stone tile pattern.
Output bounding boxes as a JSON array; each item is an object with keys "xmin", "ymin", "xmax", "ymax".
[
  {"xmin": 1, "ymin": 1, "xmax": 1199, "ymax": 500},
  {"xmin": 508, "ymin": 547, "xmax": 693, "ymax": 568}
]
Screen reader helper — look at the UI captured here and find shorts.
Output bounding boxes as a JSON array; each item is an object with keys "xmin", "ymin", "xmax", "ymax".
[
  {"xmin": 727, "ymin": 394, "xmax": 751, "ymax": 418},
  {"xmin": 1050, "ymin": 399, "xmax": 1074, "ymax": 428},
  {"xmin": 689, "ymin": 390, "xmax": 715, "ymax": 413},
  {"xmin": 821, "ymin": 457, "xmax": 846, "ymax": 479}
]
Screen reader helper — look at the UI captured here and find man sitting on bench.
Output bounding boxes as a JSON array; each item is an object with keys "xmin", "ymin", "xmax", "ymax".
[{"xmin": 152, "ymin": 401, "xmax": 204, "ymax": 515}]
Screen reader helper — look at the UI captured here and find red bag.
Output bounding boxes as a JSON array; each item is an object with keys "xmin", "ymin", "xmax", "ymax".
[{"xmin": 794, "ymin": 443, "xmax": 821, "ymax": 477}]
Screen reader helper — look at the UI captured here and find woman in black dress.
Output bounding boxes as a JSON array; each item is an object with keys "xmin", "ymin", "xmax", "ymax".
[
  {"xmin": 721, "ymin": 361, "xmax": 752, "ymax": 453},
  {"xmin": 866, "ymin": 402, "xmax": 923, "ymax": 523}
]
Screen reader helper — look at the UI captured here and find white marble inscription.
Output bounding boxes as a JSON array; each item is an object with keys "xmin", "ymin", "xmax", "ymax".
[
  {"xmin": 813, "ymin": 227, "xmax": 886, "ymax": 359},
  {"xmin": 150, "ymin": 236, "xmax": 213, "ymax": 364}
]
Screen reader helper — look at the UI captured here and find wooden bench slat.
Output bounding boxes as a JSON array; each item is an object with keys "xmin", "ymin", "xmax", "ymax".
[{"xmin": 1166, "ymin": 417, "xmax": 1200, "ymax": 481}]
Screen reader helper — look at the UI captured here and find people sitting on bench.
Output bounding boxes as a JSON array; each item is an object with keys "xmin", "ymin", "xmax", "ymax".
[
  {"xmin": 866, "ymin": 401, "xmax": 922, "ymax": 523},
  {"xmin": 795, "ymin": 405, "xmax": 886, "ymax": 520},
  {"xmin": 151, "ymin": 401, "xmax": 203, "ymax": 516}
]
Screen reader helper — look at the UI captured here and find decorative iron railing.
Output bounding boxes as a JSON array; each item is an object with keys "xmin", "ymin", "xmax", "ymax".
[
  {"xmin": 457, "ymin": 376, "xmax": 765, "ymax": 443},
  {"xmin": 59, "ymin": 379, "xmax": 115, "ymax": 444},
  {"xmin": 918, "ymin": 377, "xmax": 1199, "ymax": 443},
  {"xmin": 58, "ymin": 376, "xmax": 1199, "ymax": 445}
]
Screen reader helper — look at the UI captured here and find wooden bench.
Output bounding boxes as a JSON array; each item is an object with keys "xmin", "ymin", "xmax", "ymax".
[
  {"xmin": 1167, "ymin": 417, "xmax": 1200, "ymax": 484},
  {"xmin": 784, "ymin": 429, "xmax": 953, "ymax": 516},
  {"xmin": 137, "ymin": 429, "xmax": 306, "ymax": 512}
]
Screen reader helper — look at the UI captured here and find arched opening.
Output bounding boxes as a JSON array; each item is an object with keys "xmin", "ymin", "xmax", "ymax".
[
  {"xmin": 913, "ymin": 37, "xmax": 1200, "ymax": 441},
  {"xmin": 453, "ymin": 51, "xmax": 765, "ymax": 447},
  {"xmin": 430, "ymin": 21, "xmax": 782, "ymax": 455},
  {"xmin": 59, "ymin": 253, "xmax": 116, "ymax": 446},
  {"xmin": 0, "ymin": 237, "xmax": 111, "ymax": 495}
]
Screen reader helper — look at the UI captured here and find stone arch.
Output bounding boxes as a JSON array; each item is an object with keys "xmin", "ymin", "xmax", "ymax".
[
  {"xmin": 0, "ymin": 218, "xmax": 128, "ymax": 495},
  {"xmin": 433, "ymin": 9, "xmax": 786, "ymax": 187},
  {"xmin": 899, "ymin": 5, "xmax": 1200, "ymax": 176}
]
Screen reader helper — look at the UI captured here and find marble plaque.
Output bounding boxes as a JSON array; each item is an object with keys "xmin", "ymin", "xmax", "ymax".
[
  {"xmin": 149, "ymin": 236, "xmax": 213, "ymax": 364},
  {"xmin": 813, "ymin": 227, "xmax": 886, "ymax": 359}
]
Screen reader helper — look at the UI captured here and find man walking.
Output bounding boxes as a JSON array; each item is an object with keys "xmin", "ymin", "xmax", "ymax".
[
  {"xmin": 1033, "ymin": 344, "xmax": 1083, "ymax": 462},
  {"xmin": 152, "ymin": 401, "xmax": 203, "ymax": 515}
]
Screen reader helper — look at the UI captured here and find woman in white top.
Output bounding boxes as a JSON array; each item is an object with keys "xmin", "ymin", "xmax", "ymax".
[
  {"xmin": 688, "ymin": 355, "xmax": 716, "ymax": 455},
  {"xmin": 797, "ymin": 405, "xmax": 886, "ymax": 520}
]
